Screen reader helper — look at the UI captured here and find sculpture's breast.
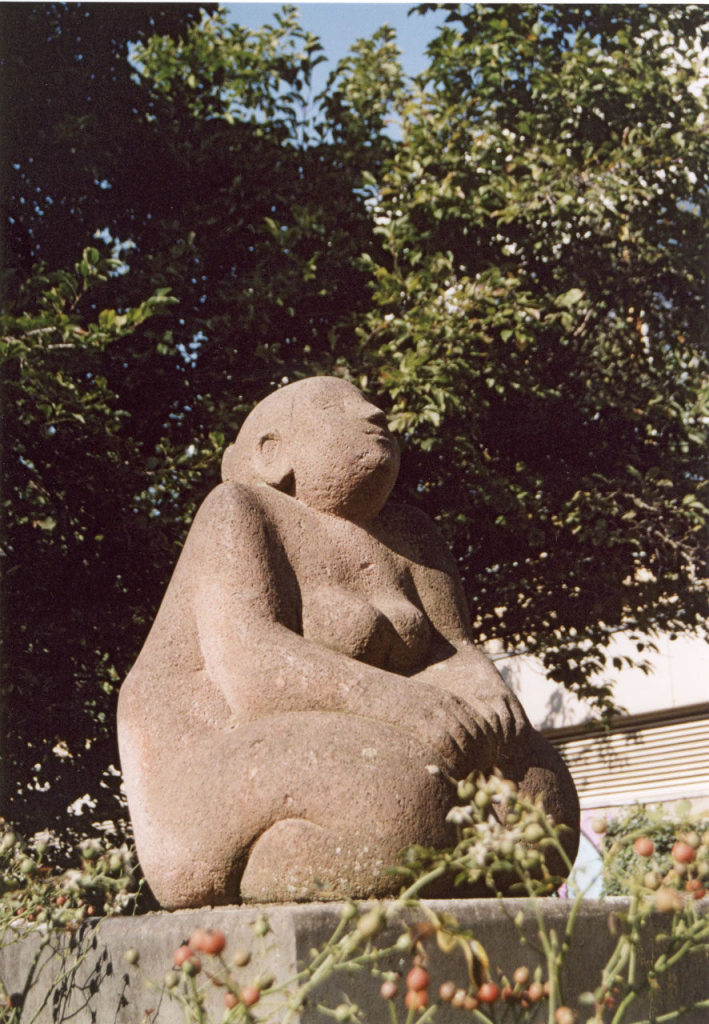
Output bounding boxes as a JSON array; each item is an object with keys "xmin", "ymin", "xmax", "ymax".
[{"xmin": 301, "ymin": 585, "xmax": 430, "ymax": 674}]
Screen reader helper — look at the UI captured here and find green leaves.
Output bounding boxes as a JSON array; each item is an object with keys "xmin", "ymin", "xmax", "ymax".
[
  {"xmin": 3, "ymin": 4, "xmax": 708, "ymax": 842},
  {"xmin": 361, "ymin": 4, "xmax": 709, "ymax": 707}
]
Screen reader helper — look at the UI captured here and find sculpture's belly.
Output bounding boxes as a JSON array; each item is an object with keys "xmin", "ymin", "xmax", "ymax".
[{"xmin": 301, "ymin": 586, "xmax": 430, "ymax": 673}]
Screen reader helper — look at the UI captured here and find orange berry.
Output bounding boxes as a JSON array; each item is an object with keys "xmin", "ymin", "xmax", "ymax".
[
  {"xmin": 173, "ymin": 945, "xmax": 193, "ymax": 967},
  {"xmin": 451, "ymin": 988, "xmax": 467, "ymax": 1008},
  {"xmin": 527, "ymin": 982, "xmax": 544, "ymax": 1002},
  {"xmin": 224, "ymin": 992, "xmax": 239, "ymax": 1009},
  {"xmin": 406, "ymin": 965, "xmax": 431, "ymax": 991},
  {"xmin": 202, "ymin": 930, "xmax": 227, "ymax": 955},
  {"xmin": 188, "ymin": 928, "xmax": 209, "ymax": 951},
  {"xmin": 633, "ymin": 837, "xmax": 654, "ymax": 857},
  {"xmin": 477, "ymin": 982, "xmax": 501, "ymax": 1003},
  {"xmin": 241, "ymin": 986, "xmax": 260, "ymax": 1007},
  {"xmin": 672, "ymin": 841, "xmax": 696, "ymax": 864},
  {"xmin": 686, "ymin": 878, "xmax": 706, "ymax": 900},
  {"xmin": 463, "ymin": 994, "xmax": 479, "ymax": 1010},
  {"xmin": 405, "ymin": 988, "xmax": 428, "ymax": 1011},
  {"xmin": 513, "ymin": 965, "xmax": 530, "ymax": 986},
  {"xmin": 555, "ymin": 1007, "xmax": 577, "ymax": 1024}
]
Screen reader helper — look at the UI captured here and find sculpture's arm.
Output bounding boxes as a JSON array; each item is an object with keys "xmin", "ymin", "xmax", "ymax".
[
  {"xmin": 385, "ymin": 506, "xmax": 530, "ymax": 747},
  {"xmin": 187, "ymin": 483, "xmax": 488, "ymax": 775}
]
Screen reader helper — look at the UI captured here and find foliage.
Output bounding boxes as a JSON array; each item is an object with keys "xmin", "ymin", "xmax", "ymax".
[
  {"xmin": 1, "ymin": 4, "xmax": 708, "ymax": 838},
  {"xmin": 0, "ymin": 817, "xmax": 141, "ymax": 927},
  {"xmin": 0, "ymin": 2, "xmax": 212, "ymax": 280},
  {"xmin": 0, "ymin": 818, "xmax": 143, "ymax": 1022},
  {"xmin": 359, "ymin": 3, "xmax": 709, "ymax": 707},
  {"xmin": 1, "ymin": 3, "xmax": 406, "ymax": 838},
  {"xmin": 602, "ymin": 803, "xmax": 709, "ymax": 898},
  {"xmin": 0, "ymin": 250, "xmax": 180, "ymax": 837}
]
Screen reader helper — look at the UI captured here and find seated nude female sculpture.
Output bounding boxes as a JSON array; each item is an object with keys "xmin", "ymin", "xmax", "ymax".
[{"xmin": 118, "ymin": 376, "xmax": 579, "ymax": 908}]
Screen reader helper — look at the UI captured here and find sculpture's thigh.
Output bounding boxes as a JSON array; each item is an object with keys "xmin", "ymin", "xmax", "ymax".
[{"xmin": 126, "ymin": 711, "xmax": 456, "ymax": 908}]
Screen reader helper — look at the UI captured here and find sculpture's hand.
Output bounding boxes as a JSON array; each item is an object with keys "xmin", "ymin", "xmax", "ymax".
[
  {"xmin": 388, "ymin": 678, "xmax": 496, "ymax": 777},
  {"xmin": 412, "ymin": 648, "xmax": 529, "ymax": 770}
]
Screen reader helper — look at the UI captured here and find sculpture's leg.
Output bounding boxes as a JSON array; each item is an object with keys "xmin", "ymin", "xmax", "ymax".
[{"xmin": 122, "ymin": 711, "xmax": 458, "ymax": 908}]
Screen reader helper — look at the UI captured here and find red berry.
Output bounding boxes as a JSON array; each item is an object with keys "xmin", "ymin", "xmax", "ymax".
[
  {"xmin": 633, "ymin": 836, "xmax": 654, "ymax": 857},
  {"xmin": 241, "ymin": 986, "xmax": 260, "ymax": 1008},
  {"xmin": 173, "ymin": 945, "xmax": 193, "ymax": 967},
  {"xmin": 502, "ymin": 985, "xmax": 516, "ymax": 1002},
  {"xmin": 672, "ymin": 841, "xmax": 696, "ymax": 864},
  {"xmin": 189, "ymin": 928, "xmax": 208, "ymax": 951},
  {"xmin": 527, "ymin": 982, "xmax": 544, "ymax": 1002},
  {"xmin": 686, "ymin": 878, "xmax": 706, "ymax": 900},
  {"xmin": 477, "ymin": 982, "xmax": 501, "ymax": 1003},
  {"xmin": 203, "ymin": 930, "xmax": 227, "ymax": 955},
  {"xmin": 406, "ymin": 965, "xmax": 431, "ymax": 992},
  {"xmin": 405, "ymin": 988, "xmax": 428, "ymax": 1011}
]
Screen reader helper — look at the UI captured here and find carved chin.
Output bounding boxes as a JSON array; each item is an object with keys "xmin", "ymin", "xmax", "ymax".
[{"xmin": 300, "ymin": 455, "xmax": 398, "ymax": 521}]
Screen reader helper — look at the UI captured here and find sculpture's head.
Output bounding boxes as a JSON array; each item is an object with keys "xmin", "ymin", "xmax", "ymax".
[{"xmin": 221, "ymin": 377, "xmax": 400, "ymax": 523}]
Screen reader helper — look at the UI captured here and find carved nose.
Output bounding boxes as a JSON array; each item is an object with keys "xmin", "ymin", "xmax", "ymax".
[{"xmin": 365, "ymin": 408, "xmax": 388, "ymax": 429}]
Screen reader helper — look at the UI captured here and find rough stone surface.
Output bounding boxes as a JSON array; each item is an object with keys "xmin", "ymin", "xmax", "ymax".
[
  {"xmin": 118, "ymin": 376, "xmax": 580, "ymax": 909},
  {"xmin": 1, "ymin": 900, "xmax": 707, "ymax": 1023}
]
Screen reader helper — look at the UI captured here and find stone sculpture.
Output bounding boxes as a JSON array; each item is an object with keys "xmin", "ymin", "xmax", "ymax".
[{"xmin": 118, "ymin": 376, "xmax": 579, "ymax": 908}]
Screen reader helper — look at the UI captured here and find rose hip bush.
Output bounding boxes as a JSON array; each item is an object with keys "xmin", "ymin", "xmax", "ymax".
[
  {"xmin": 118, "ymin": 775, "xmax": 708, "ymax": 1024},
  {"xmin": 602, "ymin": 804, "xmax": 709, "ymax": 899},
  {"xmin": 1, "ymin": 780, "xmax": 707, "ymax": 1023}
]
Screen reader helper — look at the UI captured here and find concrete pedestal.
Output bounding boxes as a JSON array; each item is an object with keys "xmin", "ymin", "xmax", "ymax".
[{"xmin": 0, "ymin": 899, "xmax": 706, "ymax": 1022}]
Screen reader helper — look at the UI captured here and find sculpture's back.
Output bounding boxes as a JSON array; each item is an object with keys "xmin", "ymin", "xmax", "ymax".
[{"xmin": 118, "ymin": 377, "xmax": 579, "ymax": 907}]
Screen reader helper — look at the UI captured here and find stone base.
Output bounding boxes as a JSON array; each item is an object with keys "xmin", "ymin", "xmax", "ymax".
[{"xmin": 1, "ymin": 899, "xmax": 707, "ymax": 1022}]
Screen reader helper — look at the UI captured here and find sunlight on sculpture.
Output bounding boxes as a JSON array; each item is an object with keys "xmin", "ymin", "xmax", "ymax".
[{"xmin": 118, "ymin": 377, "xmax": 579, "ymax": 908}]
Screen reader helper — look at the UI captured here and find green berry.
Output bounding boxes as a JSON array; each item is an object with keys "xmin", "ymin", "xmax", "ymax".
[
  {"xmin": 356, "ymin": 907, "xmax": 385, "ymax": 939},
  {"xmin": 523, "ymin": 823, "xmax": 546, "ymax": 844}
]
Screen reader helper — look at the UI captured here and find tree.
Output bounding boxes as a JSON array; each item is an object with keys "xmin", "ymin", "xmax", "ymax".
[
  {"xmin": 358, "ymin": 3, "xmax": 709, "ymax": 708},
  {"xmin": 0, "ymin": 3, "xmax": 211, "ymax": 281},
  {"xmin": 1, "ymin": 4, "xmax": 707, "ymax": 842},
  {"xmin": 1, "ymin": 5, "xmax": 406, "ymax": 839},
  {"xmin": 0, "ymin": 251, "xmax": 177, "ymax": 838}
]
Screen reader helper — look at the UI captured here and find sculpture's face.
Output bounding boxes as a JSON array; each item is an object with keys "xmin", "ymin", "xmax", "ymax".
[{"xmin": 289, "ymin": 378, "xmax": 400, "ymax": 523}]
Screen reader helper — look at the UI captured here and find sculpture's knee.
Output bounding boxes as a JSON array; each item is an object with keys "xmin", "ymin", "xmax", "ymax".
[
  {"xmin": 240, "ymin": 818, "xmax": 350, "ymax": 902},
  {"xmin": 141, "ymin": 836, "xmax": 245, "ymax": 910},
  {"xmin": 499, "ymin": 729, "xmax": 580, "ymax": 876}
]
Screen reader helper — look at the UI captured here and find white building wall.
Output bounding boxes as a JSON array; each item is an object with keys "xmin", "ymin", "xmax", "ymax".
[{"xmin": 490, "ymin": 634, "xmax": 709, "ymax": 731}]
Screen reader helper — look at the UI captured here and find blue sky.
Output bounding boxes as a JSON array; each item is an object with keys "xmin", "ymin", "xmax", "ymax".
[{"xmin": 225, "ymin": 3, "xmax": 452, "ymax": 87}]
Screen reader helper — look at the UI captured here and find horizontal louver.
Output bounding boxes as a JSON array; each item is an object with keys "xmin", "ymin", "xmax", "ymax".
[{"xmin": 546, "ymin": 705, "xmax": 709, "ymax": 809}]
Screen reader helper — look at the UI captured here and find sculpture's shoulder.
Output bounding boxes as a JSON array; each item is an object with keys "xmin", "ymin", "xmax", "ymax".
[
  {"xmin": 195, "ymin": 479, "xmax": 270, "ymax": 527},
  {"xmin": 187, "ymin": 481, "xmax": 281, "ymax": 561},
  {"xmin": 377, "ymin": 502, "xmax": 457, "ymax": 574}
]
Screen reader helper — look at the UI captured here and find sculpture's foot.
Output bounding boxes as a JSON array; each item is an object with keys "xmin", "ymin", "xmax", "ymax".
[{"xmin": 240, "ymin": 818, "xmax": 357, "ymax": 902}]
